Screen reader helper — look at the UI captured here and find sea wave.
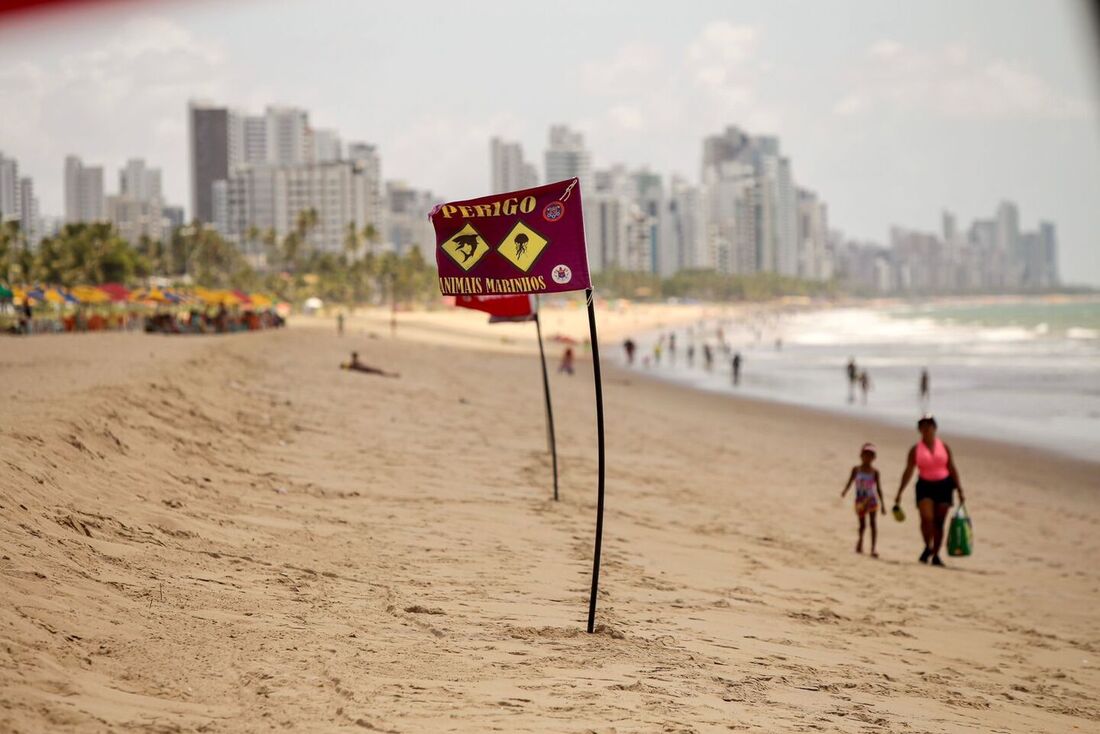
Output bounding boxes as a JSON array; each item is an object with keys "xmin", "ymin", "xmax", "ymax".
[{"xmin": 1067, "ymin": 327, "xmax": 1099, "ymax": 340}]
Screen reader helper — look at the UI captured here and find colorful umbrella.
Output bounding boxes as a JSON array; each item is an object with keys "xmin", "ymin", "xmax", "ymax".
[
  {"xmin": 97, "ymin": 283, "xmax": 131, "ymax": 302},
  {"xmin": 0, "ymin": 284, "xmax": 12, "ymax": 300},
  {"xmin": 71, "ymin": 285, "xmax": 112, "ymax": 304},
  {"xmin": 44, "ymin": 286, "xmax": 79, "ymax": 305},
  {"xmin": 249, "ymin": 293, "xmax": 273, "ymax": 308}
]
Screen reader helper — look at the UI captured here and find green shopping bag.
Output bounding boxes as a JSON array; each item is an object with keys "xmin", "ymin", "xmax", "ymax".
[{"xmin": 947, "ymin": 504, "xmax": 973, "ymax": 557}]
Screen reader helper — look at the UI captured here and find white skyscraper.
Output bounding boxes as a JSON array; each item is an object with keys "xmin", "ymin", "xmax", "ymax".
[
  {"xmin": 490, "ymin": 137, "xmax": 539, "ymax": 193},
  {"xmin": 242, "ymin": 115, "xmax": 268, "ymax": 164},
  {"xmin": 347, "ymin": 142, "xmax": 386, "ymax": 238},
  {"xmin": 0, "ymin": 153, "xmax": 18, "ymax": 223},
  {"xmin": 310, "ymin": 129, "xmax": 342, "ymax": 163},
  {"xmin": 544, "ymin": 125, "xmax": 591, "ymax": 189},
  {"xmin": 64, "ymin": 155, "xmax": 105, "ymax": 223},
  {"xmin": 119, "ymin": 159, "xmax": 163, "ymax": 202},
  {"xmin": 668, "ymin": 177, "xmax": 705, "ymax": 271},
  {"xmin": 18, "ymin": 177, "xmax": 41, "ymax": 247},
  {"xmin": 797, "ymin": 188, "xmax": 829, "ymax": 281},
  {"xmin": 265, "ymin": 106, "xmax": 310, "ymax": 165}
]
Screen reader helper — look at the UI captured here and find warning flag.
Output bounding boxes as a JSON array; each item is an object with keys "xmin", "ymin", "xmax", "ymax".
[
  {"xmin": 430, "ymin": 178, "xmax": 591, "ymax": 296},
  {"xmin": 454, "ymin": 294, "xmax": 535, "ymax": 322}
]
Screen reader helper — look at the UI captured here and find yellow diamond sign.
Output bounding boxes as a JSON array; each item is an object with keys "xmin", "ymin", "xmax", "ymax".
[
  {"xmin": 498, "ymin": 221, "xmax": 549, "ymax": 273},
  {"xmin": 440, "ymin": 223, "xmax": 490, "ymax": 271}
]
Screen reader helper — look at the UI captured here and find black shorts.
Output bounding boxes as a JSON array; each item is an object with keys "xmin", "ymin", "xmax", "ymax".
[{"xmin": 915, "ymin": 477, "xmax": 955, "ymax": 506}]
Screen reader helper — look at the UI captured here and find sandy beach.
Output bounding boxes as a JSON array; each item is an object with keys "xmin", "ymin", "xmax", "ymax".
[{"xmin": 2, "ymin": 303, "xmax": 1098, "ymax": 733}]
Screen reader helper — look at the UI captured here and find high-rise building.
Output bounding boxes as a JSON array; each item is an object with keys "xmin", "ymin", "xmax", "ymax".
[
  {"xmin": 797, "ymin": 188, "xmax": 829, "ymax": 281},
  {"xmin": 310, "ymin": 129, "xmax": 342, "ymax": 163},
  {"xmin": 242, "ymin": 115, "xmax": 268, "ymax": 164},
  {"xmin": 347, "ymin": 142, "xmax": 386, "ymax": 238},
  {"xmin": 490, "ymin": 137, "xmax": 539, "ymax": 193},
  {"xmin": 64, "ymin": 155, "xmax": 105, "ymax": 223},
  {"xmin": 385, "ymin": 181, "xmax": 437, "ymax": 259},
  {"xmin": 702, "ymin": 160, "xmax": 759, "ymax": 275},
  {"xmin": 0, "ymin": 153, "xmax": 19, "ymax": 224},
  {"xmin": 544, "ymin": 125, "xmax": 591, "ymax": 189},
  {"xmin": 701, "ymin": 126, "xmax": 799, "ymax": 276},
  {"xmin": 265, "ymin": 106, "xmax": 309, "ymax": 165},
  {"xmin": 667, "ymin": 177, "xmax": 705, "ymax": 272},
  {"xmin": 224, "ymin": 159, "xmax": 393, "ymax": 257},
  {"xmin": 18, "ymin": 177, "xmax": 41, "ymax": 247},
  {"xmin": 189, "ymin": 102, "xmax": 234, "ymax": 224},
  {"xmin": 119, "ymin": 158, "xmax": 162, "ymax": 202}
]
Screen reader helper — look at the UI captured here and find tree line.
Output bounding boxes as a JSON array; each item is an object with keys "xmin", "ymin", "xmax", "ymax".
[
  {"xmin": 0, "ymin": 210, "xmax": 437, "ymax": 307},
  {"xmin": 2, "ymin": 211, "xmax": 842, "ymax": 306}
]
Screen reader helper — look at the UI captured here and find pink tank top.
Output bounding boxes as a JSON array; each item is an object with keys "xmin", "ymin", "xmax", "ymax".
[{"xmin": 916, "ymin": 438, "xmax": 950, "ymax": 481}]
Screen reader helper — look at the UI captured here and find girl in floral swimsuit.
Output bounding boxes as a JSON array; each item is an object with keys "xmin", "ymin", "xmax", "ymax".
[{"xmin": 842, "ymin": 443, "xmax": 886, "ymax": 557}]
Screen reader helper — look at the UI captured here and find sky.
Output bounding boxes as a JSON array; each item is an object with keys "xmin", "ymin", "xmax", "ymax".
[{"xmin": 1, "ymin": 0, "xmax": 1098, "ymax": 284}]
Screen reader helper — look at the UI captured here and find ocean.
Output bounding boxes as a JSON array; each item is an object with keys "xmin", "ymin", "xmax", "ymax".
[{"xmin": 621, "ymin": 298, "xmax": 1100, "ymax": 462}]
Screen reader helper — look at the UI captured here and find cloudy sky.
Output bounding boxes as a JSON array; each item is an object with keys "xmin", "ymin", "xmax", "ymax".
[{"xmin": 1, "ymin": 0, "xmax": 1098, "ymax": 283}]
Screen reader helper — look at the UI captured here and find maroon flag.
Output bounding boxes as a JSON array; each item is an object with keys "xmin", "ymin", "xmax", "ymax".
[
  {"xmin": 430, "ymin": 178, "xmax": 590, "ymax": 296},
  {"xmin": 454, "ymin": 294, "xmax": 535, "ymax": 322}
]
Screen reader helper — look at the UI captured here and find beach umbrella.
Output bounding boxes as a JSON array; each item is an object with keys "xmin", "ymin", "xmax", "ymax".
[
  {"xmin": 71, "ymin": 285, "xmax": 111, "ymax": 304},
  {"xmin": 130, "ymin": 287, "xmax": 175, "ymax": 304},
  {"xmin": 44, "ymin": 286, "xmax": 79, "ymax": 305},
  {"xmin": 232, "ymin": 289, "xmax": 252, "ymax": 306},
  {"xmin": 97, "ymin": 283, "xmax": 131, "ymax": 302},
  {"xmin": 249, "ymin": 293, "xmax": 273, "ymax": 308},
  {"xmin": 0, "ymin": 284, "xmax": 12, "ymax": 300}
]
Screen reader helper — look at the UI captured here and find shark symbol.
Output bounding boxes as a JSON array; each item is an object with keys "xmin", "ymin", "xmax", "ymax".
[{"xmin": 452, "ymin": 234, "xmax": 481, "ymax": 263}]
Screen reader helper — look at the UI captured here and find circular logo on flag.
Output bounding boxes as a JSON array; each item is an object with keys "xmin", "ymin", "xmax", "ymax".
[
  {"xmin": 542, "ymin": 201, "xmax": 565, "ymax": 222},
  {"xmin": 551, "ymin": 264, "xmax": 572, "ymax": 285}
]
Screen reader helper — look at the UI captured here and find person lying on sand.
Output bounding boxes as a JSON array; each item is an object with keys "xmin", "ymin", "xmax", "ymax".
[{"xmin": 340, "ymin": 352, "xmax": 399, "ymax": 378}]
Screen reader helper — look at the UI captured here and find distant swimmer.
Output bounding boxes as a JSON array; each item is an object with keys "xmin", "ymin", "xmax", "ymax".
[
  {"xmin": 775, "ymin": 337, "xmax": 783, "ymax": 351},
  {"xmin": 732, "ymin": 352, "xmax": 742, "ymax": 386},
  {"xmin": 703, "ymin": 344, "xmax": 713, "ymax": 372},
  {"xmin": 623, "ymin": 338, "xmax": 636, "ymax": 365},
  {"xmin": 919, "ymin": 368, "xmax": 930, "ymax": 409},
  {"xmin": 686, "ymin": 344, "xmax": 695, "ymax": 367},
  {"xmin": 847, "ymin": 358, "xmax": 858, "ymax": 403},
  {"xmin": 341, "ymin": 352, "xmax": 399, "ymax": 378},
  {"xmin": 668, "ymin": 333, "xmax": 676, "ymax": 362},
  {"xmin": 654, "ymin": 341, "xmax": 663, "ymax": 365},
  {"xmin": 859, "ymin": 370, "xmax": 872, "ymax": 404},
  {"xmin": 841, "ymin": 442, "xmax": 886, "ymax": 557},
  {"xmin": 894, "ymin": 415, "xmax": 966, "ymax": 567}
]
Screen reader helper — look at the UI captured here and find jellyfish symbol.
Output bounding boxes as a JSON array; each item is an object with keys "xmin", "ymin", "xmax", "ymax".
[{"xmin": 514, "ymin": 232, "xmax": 529, "ymax": 260}]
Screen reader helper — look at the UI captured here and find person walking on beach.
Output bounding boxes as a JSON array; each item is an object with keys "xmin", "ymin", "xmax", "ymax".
[
  {"xmin": 337, "ymin": 311, "xmax": 345, "ymax": 336},
  {"xmin": 859, "ymin": 370, "xmax": 872, "ymax": 404},
  {"xmin": 703, "ymin": 344, "xmax": 714, "ymax": 371},
  {"xmin": 623, "ymin": 338, "xmax": 636, "ymax": 365},
  {"xmin": 687, "ymin": 344, "xmax": 695, "ymax": 367},
  {"xmin": 847, "ymin": 358, "xmax": 858, "ymax": 403},
  {"xmin": 559, "ymin": 347, "xmax": 575, "ymax": 375},
  {"xmin": 841, "ymin": 443, "xmax": 886, "ymax": 557},
  {"xmin": 919, "ymin": 368, "xmax": 930, "ymax": 409},
  {"xmin": 668, "ymin": 333, "xmax": 676, "ymax": 363},
  {"xmin": 894, "ymin": 415, "xmax": 966, "ymax": 566},
  {"xmin": 732, "ymin": 352, "xmax": 742, "ymax": 386}
]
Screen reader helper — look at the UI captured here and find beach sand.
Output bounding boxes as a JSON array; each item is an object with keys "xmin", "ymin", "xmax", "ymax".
[{"xmin": 2, "ymin": 303, "xmax": 1098, "ymax": 733}]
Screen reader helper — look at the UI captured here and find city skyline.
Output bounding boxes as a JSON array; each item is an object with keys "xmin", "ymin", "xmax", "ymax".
[{"xmin": 0, "ymin": 0, "xmax": 1097, "ymax": 282}]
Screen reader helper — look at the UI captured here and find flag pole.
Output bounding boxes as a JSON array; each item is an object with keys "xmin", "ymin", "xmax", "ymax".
[
  {"xmin": 533, "ymin": 296, "xmax": 559, "ymax": 501},
  {"xmin": 584, "ymin": 287, "xmax": 606, "ymax": 633}
]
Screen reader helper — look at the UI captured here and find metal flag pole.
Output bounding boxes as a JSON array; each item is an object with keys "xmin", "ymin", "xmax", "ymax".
[
  {"xmin": 584, "ymin": 287, "xmax": 606, "ymax": 633},
  {"xmin": 533, "ymin": 295, "xmax": 559, "ymax": 501}
]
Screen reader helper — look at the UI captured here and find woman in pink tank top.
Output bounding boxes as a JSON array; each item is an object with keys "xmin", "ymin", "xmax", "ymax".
[{"xmin": 894, "ymin": 415, "xmax": 966, "ymax": 566}]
